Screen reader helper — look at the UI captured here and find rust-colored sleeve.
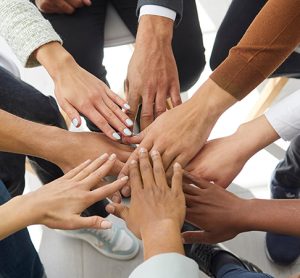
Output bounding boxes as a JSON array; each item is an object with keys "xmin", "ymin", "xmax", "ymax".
[{"xmin": 210, "ymin": 0, "xmax": 300, "ymax": 100}]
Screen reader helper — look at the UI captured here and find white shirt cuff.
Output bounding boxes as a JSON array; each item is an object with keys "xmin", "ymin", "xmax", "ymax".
[
  {"xmin": 265, "ymin": 89, "xmax": 300, "ymax": 141},
  {"xmin": 139, "ymin": 5, "xmax": 176, "ymax": 21},
  {"xmin": 129, "ymin": 253, "xmax": 200, "ymax": 278}
]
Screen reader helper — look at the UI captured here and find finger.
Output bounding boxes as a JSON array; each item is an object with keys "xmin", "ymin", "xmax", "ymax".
[
  {"xmin": 182, "ymin": 183, "xmax": 201, "ymax": 196},
  {"xmin": 97, "ymin": 102, "xmax": 132, "ymax": 137},
  {"xmin": 129, "ymin": 159, "xmax": 143, "ymax": 193},
  {"xmin": 56, "ymin": 1, "xmax": 75, "ymax": 13},
  {"xmin": 59, "ymin": 98, "xmax": 81, "ymax": 128},
  {"xmin": 81, "ymin": 154, "xmax": 119, "ymax": 188},
  {"xmin": 155, "ymin": 91, "xmax": 167, "ymax": 118},
  {"xmin": 89, "ymin": 176, "xmax": 129, "ymax": 203},
  {"xmin": 70, "ymin": 215, "xmax": 112, "ymax": 230},
  {"xmin": 63, "ymin": 159, "xmax": 92, "ymax": 178},
  {"xmin": 183, "ymin": 171, "xmax": 211, "ymax": 189},
  {"xmin": 122, "ymin": 131, "xmax": 145, "ymax": 145},
  {"xmin": 105, "ymin": 203, "xmax": 129, "ymax": 221},
  {"xmin": 104, "ymin": 97, "xmax": 134, "ymax": 128},
  {"xmin": 86, "ymin": 108, "xmax": 120, "ymax": 141},
  {"xmin": 65, "ymin": 0, "xmax": 83, "ymax": 8},
  {"xmin": 161, "ymin": 148, "xmax": 178, "ymax": 173},
  {"xmin": 126, "ymin": 87, "xmax": 140, "ymax": 122},
  {"xmin": 138, "ymin": 148, "xmax": 155, "ymax": 188},
  {"xmin": 140, "ymin": 94, "xmax": 155, "ymax": 130},
  {"xmin": 170, "ymin": 87, "xmax": 182, "ymax": 107},
  {"xmin": 105, "ymin": 88, "xmax": 131, "ymax": 112},
  {"xmin": 150, "ymin": 150, "xmax": 168, "ymax": 189},
  {"xmin": 182, "ymin": 231, "xmax": 210, "ymax": 244},
  {"xmin": 73, "ymin": 153, "xmax": 109, "ymax": 182},
  {"xmin": 82, "ymin": 0, "xmax": 92, "ymax": 6},
  {"xmin": 166, "ymin": 153, "xmax": 191, "ymax": 178},
  {"xmin": 172, "ymin": 162, "xmax": 183, "ymax": 194}
]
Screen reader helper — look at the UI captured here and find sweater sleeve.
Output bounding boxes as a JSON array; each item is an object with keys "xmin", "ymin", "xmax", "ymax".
[
  {"xmin": 210, "ymin": 0, "xmax": 300, "ymax": 100},
  {"xmin": 0, "ymin": 0, "xmax": 62, "ymax": 68}
]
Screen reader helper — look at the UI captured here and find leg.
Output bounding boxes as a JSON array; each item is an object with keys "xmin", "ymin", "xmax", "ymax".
[
  {"xmin": 0, "ymin": 180, "xmax": 45, "ymax": 278},
  {"xmin": 266, "ymin": 135, "xmax": 300, "ymax": 265},
  {"xmin": 210, "ymin": 0, "xmax": 300, "ymax": 77},
  {"xmin": 111, "ymin": 0, "xmax": 205, "ymax": 91}
]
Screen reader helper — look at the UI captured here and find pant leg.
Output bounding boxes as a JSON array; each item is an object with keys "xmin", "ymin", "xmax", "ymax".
[
  {"xmin": 210, "ymin": 0, "xmax": 300, "ymax": 77},
  {"xmin": 0, "ymin": 66, "xmax": 66, "ymax": 196},
  {"xmin": 110, "ymin": 0, "xmax": 206, "ymax": 91},
  {"xmin": 0, "ymin": 180, "xmax": 45, "ymax": 278},
  {"xmin": 273, "ymin": 135, "xmax": 300, "ymax": 188},
  {"xmin": 217, "ymin": 264, "xmax": 273, "ymax": 278}
]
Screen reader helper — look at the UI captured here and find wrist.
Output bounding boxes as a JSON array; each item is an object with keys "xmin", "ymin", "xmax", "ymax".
[
  {"xmin": 137, "ymin": 15, "xmax": 174, "ymax": 47},
  {"xmin": 35, "ymin": 41, "xmax": 76, "ymax": 80}
]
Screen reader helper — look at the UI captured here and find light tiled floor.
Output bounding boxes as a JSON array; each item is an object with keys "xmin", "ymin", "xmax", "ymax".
[{"xmin": 1, "ymin": 0, "xmax": 300, "ymax": 277}]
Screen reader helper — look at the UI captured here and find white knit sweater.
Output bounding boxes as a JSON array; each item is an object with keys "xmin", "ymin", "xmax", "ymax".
[{"xmin": 0, "ymin": 0, "xmax": 62, "ymax": 67}]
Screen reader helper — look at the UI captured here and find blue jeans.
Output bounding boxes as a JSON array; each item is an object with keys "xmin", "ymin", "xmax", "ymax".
[
  {"xmin": 217, "ymin": 264, "xmax": 273, "ymax": 278},
  {"xmin": 0, "ymin": 181, "xmax": 45, "ymax": 278}
]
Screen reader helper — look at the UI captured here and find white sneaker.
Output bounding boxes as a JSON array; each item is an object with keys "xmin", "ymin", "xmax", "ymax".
[{"xmin": 57, "ymin": 224, "xmax": 139, "ymax": 260}]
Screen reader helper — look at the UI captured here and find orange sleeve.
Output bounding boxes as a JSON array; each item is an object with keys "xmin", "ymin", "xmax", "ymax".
[{"xmin": 210, "ymin": 0, "xmax": 300, "ymax": 100}]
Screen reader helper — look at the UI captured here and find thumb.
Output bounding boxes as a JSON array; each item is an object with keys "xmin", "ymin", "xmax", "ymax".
[
  {"xmin": 106, "ymin": 203, "xmax": 129, "ymax": 221},
  {"xmin": 58, "ymin": 97, "xmax": 81, "ymax": 128},
  {"xmin": 71, "ymin": 215, "xmax": 112, "ymax": 230},
  {"xmin": 182, "ymin": 231, "xmax": 210, "ymax": 244}
]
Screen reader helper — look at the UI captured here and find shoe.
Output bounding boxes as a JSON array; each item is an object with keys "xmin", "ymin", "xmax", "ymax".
[
  {"xmin": 57, "ymin": 224, "xmax": 139, "ymax": 260},
  {"xmin": 188, "ymin": 243, "xmax": 262, "ymax": 277},
  {"xmin": 265, "ymin": 168, "xmax": 300, "ymax": 265}
]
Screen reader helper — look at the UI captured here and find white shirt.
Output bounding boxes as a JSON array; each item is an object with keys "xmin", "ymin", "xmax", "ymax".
[
  {"xmin": 129, "ymin": 253, "xmax": 201, "ymax": 278},
  {"xmin": 139, "ymin": 5, "xmax": 176, "ymax": 21},
  {"xmin": 265, "ymin": 89, "xmax": 300, "ymax": 141}
]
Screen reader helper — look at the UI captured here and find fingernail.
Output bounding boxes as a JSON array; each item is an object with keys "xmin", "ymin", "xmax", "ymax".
[
  {"xmin": 123, "ymin": 103, "xmax": 130, "ymax": 110},
  {"xmin": 72, "ymin": 118, "xmax": 79, "ymax": 127},
  {"xmin": 124, "ymin": 128, "xmax": 132, "ymax": 136},
  {"xmin": 120, "ymin": 176, "xmax": 129, "ymax": 181},
  {"xmin": 150, "ymin": 150, "xmax": 159, "ymax": 156},
  {"xmin": 112, "ymin": 196, "xmax": 120, "ymax": 203},
  {"xmin": 122, "ymin": 186, "xmax": 130, "ymax": 196},
  {"xmin": 100, "ymin": 220, "xmax": 112, "ymax": 229},
  {"xmin": 125, "ymin": 119, "xmax": 133, "ymax": 127},
  {"xmin": 100, "ymin": 153, "xmax": 108, "ymax": 159},
  {"xmin": 112, "ymin": 132, "xmax": 121, "ymax": 140},
  {"xmin": 174, "ymin": 162, "xmax": 181, "ymax": 169},
  {"xmin": 139, "ymin": 147, "xmax": 147, "ymax": 153},
  {"xmin": 130, "ymin": 160, "xmax": 137, "ymax": 165},
  {"xmin": 109, "ymin": 153, "xmax": 116, "ymax": 161}
]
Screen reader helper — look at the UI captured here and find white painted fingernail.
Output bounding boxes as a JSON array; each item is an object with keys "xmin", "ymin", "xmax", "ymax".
[
  {"xmin": 139, "ymin": 147, "xmax": 147, "ymax": 153},
  {"xmin": 174, "ymin": 162, "xmax": 181, "ymax": 169},
  {"xmin": 109, "ymin": 153, "xmax": 116, "ymax": 160},
  {"xmin": 120, "ymin": 176, "xmax": 129, "ymax": 181},
  {"xmin": 124, "ymin": 128, "xmax": 132, "ymax": 136},
  {"xmin": 124, "ymin": 103, "xmax": 130, "ymax": 110},
  {"xmin": 72, "ymin": 118, "xmax": 79, "ymax": 127},
  {"xmin": 112, "ymin": 132, "xmax": 121, "ymax": 140},
  {"xmin": 125, "ymin": 119, "xmax": 133, "ymax": 127},
  {"xmin": 150, "ymin": 150, "xmax": 159, "ymax": 156},
  {"xmin": 130, "ymin": 160, "xmax": 137, "ymax": 165},
  {"xmin": 100, "ymin": 220, "xmax": 112, "ymax": 229}
]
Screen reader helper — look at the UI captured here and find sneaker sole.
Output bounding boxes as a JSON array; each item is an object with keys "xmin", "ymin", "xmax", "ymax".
[{"xmin": 56, "ymin": 230, "xmax": 140, "ymax": 261}]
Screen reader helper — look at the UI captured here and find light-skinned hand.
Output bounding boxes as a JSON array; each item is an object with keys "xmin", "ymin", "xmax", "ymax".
[
  {"xmin": 106, "ymin": 149, "xmax": 185, "ymax": 239},
  {"xmin": 26, "ymin": 154, "xmax": 129, "ymax": 230}
]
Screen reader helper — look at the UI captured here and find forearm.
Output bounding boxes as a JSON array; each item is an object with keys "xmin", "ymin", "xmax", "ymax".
[
  {"xmin": 141, "ymin": 220, "xmax": 184, "ymax": 260},
  {"xmin": 0, "ymin": 0, "xmax": 62, "ymax": 67},
  {"xmin": 245, "ymin": 199, "xmax": 300, "ymax": 237},
  {"xmin": 0, "ymin": 195, "xmax": 35, "ymax": 240},
  {"xmin": 0, "ymin": 109, "xmax": 69, "ymax": 165}
]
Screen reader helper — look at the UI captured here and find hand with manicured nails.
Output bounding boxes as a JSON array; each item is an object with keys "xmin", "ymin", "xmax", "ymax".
[
  {"xmin": 36, "ymin": 0, "xmax": 91, "ymax": 14},
  {"xmin": 182, "ymin": 174, "xmax": 249, "ymax": 244},
  {"xmin": 27, "ymin": 154, "xmax": 129, "ymax": 230},
  {"xmin": 106, "ymin": 149, "xmax": 185, "ymax": 240}
]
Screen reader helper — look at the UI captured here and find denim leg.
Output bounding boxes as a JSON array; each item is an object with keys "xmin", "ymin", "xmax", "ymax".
[
  {"xmin": 217, "ymin": 264, "xmax": 273, "ymax": 278},
  {"xmin": 0, "ymin": 181, "xmax": 45, "ymax": 278},
  {"xmin": 273, "ymin": 135, "xmax": 300, "ymax": 188}
]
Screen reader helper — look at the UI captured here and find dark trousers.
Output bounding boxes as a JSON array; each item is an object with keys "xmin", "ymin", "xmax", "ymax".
[
  {"xmin": 210, "ymin": 0, "xmax": 300, "ymax": 78},
  {"xmin": 41, "ymin": 0, "xmax": 205, "ymax": 91},
  {"xmin": 0, "ymin": 180, "xmax": 45, "ymax": 278},
  {"xmin": 0, "ymin": 66, "xmax": 108, "ymax": 216}
]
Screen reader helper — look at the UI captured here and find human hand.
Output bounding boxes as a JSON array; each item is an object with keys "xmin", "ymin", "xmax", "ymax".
[
  {"xmin": 35, "ymin": 0, "xmax": 91, "ymax": 14},
  {"xmin": 35, "ymin": 42, "xmax": 133, "ymax": 141},
  {"xmin": 106, "ymin": 149, "xmax": 185, "ymax": 240},
  {"xmin": 26, "ymin": 155, "xmax": 129, "ymax": 230},
  {"xmin": 182, "ymin": 175, "xmax": 250, "ymax": 244},
  {"xmin": 53, "ymin": 131, "xmax": 134, "ymax": 176},
  {"xmin": 125, "ymin": 15, "xmax": 181, "ymax": 130}
]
